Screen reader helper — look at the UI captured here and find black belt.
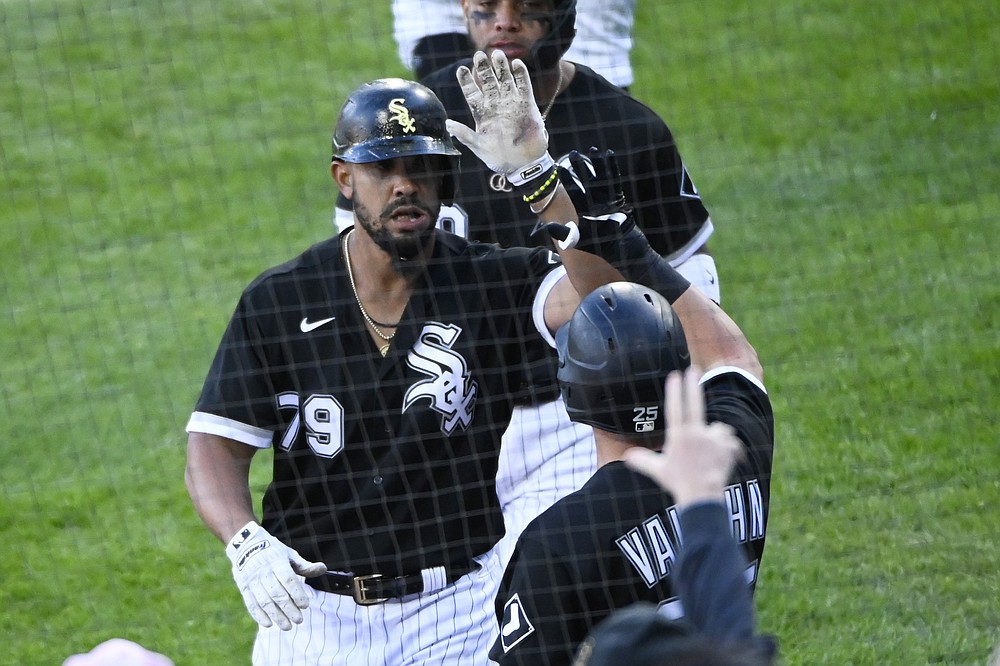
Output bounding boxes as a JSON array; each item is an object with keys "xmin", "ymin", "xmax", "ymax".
[{"xmin": 309, "ymin": 562, "xmax": 478, "ymax": 605}]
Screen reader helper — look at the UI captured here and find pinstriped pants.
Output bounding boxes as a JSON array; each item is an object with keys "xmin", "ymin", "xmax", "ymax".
[{"xmin": 252, "ymin": 544, "xmax": 505, "ymax": 666}]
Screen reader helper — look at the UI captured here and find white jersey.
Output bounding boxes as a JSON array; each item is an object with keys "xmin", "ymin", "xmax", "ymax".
[
  {"xmin": 391, "ymin": 0, "xmax": 638, "ymax": 87},
  {"xmin": 564, "ymin": 0, "xmax": 638, "ymax": 87},
  {"xmin": 391, "ymin": 0, "xmax": 465, "ymax": 71}
]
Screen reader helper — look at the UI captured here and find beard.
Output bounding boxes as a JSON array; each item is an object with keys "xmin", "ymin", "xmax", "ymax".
[{"xmin": 354, "ymin": 195, "xmax": 437, "ymax": 273}]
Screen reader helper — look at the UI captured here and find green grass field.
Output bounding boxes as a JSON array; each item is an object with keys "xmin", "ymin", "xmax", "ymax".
[{"xmin": 2, "ymin": 0, "xmax": 998, "ymax": 663}]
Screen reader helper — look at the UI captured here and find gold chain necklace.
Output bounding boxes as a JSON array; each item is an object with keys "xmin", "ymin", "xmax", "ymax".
[
  {"xmin": 541, "ymin": 62, "xmax": 566, "ymax": 120},
  {"xmin": 343, "ymin": 229, "xmax": 396, "ymax": 357}
]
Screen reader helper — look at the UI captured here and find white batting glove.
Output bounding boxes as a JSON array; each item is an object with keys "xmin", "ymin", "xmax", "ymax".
[
  {"xmin": 446, "ymin": 50, "xmax": 554, "ymax": 185},
  {"xmin": 226, "ymin": 521, "xmax": 327, "ymax": 631}
]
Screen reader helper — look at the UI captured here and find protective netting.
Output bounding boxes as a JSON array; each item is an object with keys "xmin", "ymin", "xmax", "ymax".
[{"xmin": 2, "ymin": 1, "xmax": 997, "ymax": 664}]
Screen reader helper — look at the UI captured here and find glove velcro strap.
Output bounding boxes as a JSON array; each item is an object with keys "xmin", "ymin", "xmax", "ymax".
[
  {"xmin": 507, "ymin": 152, "xmax": 556, "ymax": 187},
  {"xmin": 226, "ymin": 520, "xmax": 265, "ymax": 568}
]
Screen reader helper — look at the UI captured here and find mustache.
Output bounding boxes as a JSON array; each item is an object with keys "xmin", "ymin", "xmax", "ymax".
[{"xmin": 382, "ymin": 195, "xmax": 432, "ymax": 220}]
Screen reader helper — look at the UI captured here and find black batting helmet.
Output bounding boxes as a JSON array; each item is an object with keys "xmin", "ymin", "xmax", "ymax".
[
  {"xmin": 529, "ymin": 0, "xmax": 577, "ymax": 71},
  {"xmin": 556, "ymin": 282, "xmax": 690, "ymax": 435},
  {"xmin": 332, "ymin": 78, "xmax": 460, "ymax": 200}
]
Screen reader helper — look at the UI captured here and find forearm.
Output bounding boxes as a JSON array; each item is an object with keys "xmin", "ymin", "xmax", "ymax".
[
  {"xmin": 541, "ymin": 184, "xmax": 624, "ymax": 296},
  {"xmin": 567, "ymin": 194, "xmax": 760, "ymax": 378},
  {"xmin": 669, "ymin": 287, "xmax": 763, "ymax": 381},
  {"xmin": 185, "ymin": 432, "xmax": 258, "ymax": 543},
  {"xmin": 538, "ymin": 183, "xmax": 626, "ymax": 333}
]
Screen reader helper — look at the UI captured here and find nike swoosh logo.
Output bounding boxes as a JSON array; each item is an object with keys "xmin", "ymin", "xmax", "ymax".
[{"xmin": 300, "ymin": 316, "xmax": 336, "ymax": 333}]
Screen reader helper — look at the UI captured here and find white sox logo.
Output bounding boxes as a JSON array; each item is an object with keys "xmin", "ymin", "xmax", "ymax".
[
  {"xmin": 499, "ymin": 593, "xmax": 535, "ymax": 652},
  {"xmin": 403, "ymin": 322, "xmax": 478, "ymax": 433},
  {"xmin": 388, "ymin": 98, "xmax": 417, "ymax": 134}
]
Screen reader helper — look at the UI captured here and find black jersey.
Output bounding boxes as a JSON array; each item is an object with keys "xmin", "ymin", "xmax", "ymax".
[
  {"xmin": 489, "ymin": 369, "xmax": 774, "ymax": 666},
  {"xmin": 188, "ymin": 229, "xmax": 564, "ymax": 578},
  {"xmin": 422, "ymin": 62, "xmax": 712, "ymax": 263}
]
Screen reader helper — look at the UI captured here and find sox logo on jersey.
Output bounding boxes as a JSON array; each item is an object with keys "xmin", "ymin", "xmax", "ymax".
[
  {"xmin": 403, "ymin": 322, "xmax": 478, "ymax": 433},
  {"xmin": 499, "ymin": 593, "xmax": 535, "ymax": 652}
]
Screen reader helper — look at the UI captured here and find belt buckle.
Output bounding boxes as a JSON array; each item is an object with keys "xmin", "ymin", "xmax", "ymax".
[{"xmin": 352, "ymin": 574, "xmax": 388, "ymax": 606}]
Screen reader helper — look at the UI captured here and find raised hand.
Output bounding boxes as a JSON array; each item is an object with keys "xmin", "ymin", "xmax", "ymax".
[
  {"xmin": 532, "ymin": 148, "xmax": 634, "ymax": 256},
  {"xmin": 446, "ymin": 50, "xmax": 552, "ymax": 183},
  {"xmin": 624, "ymin": 367, "xmax": 745, "ymax": 507}
]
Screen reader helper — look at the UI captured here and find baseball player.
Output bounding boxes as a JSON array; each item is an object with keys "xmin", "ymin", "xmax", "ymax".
[
  {"xmin": 392, "ymin": 0, "xmax": 639, "ymax": 88},
  {"xmin": 574, "ymin": 365, "xmax": 779, "ymax": 666},
  {"xmin": 369, "ymin": 0, "xmax": 719, "ymax": 302},
  {"xmin": 184, "ymin": 53, "xmax": 632, "ymax": 665},
  {"xmin": 489, "ymin": 279, "xmax": 773, "ymax": 665},
  {"xmin": 346, "ymin": 0, "xmax": 721, "ymax": 579}
]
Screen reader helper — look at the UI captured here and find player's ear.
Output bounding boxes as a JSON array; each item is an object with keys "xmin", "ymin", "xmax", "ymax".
[{"xmin": 331, "ymin": 160, "xmax": 353, "ymax": 200}]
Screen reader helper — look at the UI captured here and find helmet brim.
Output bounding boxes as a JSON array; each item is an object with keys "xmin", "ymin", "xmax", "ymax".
[{"xmin": 335, "ymin": 136, "xmax": 461, "ymax": 164}]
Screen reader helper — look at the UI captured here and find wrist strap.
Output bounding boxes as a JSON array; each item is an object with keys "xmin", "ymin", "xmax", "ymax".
[
  {"xmin": 507, "ymin": 153, "xmax": 556, "ymax": 187},
  {"xmin": 629, "ymin": 250, "xmax": 692, "ymax": 305},
  {"xmin": 553, "ymin": 221, "xmax": 581, "ymax": 251},
  {"xmin": 228, "ymin": 520, "xmax": 261, "ymax": 551},
  {"xmin": 604, "ymin": 222, "xmax": 692, "ymax": 304}
]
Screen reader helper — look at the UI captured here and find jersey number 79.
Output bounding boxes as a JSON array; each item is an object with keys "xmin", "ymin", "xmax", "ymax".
[{"xmin": 275, "ymin": 392, "xmax": 345, "ymax": 458}]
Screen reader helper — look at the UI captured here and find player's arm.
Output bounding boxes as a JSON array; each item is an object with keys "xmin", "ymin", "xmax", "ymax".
[
  {"xmin": 491, "ymin": 541, "xmax": 585, "ymax": 666},
  {"xmin": 445, "ymin": 49, "xmax": 624, "ymax": 333},
  {"xmin": 184, "ymin": 431, "xmax": 258, "ymax": 544},
  {"xmin": 185, "ymin": 431, "xmax": 326, "ymax": 631},
  {"xmin": 439, "ymin": 47, "xmax": 754, "ymax": 370},
  {"xmin": 537, "ymin": 183, "xmax": 624, "ymax": 334},
  {"xmin": 539, "ymin": 148, "xmax": 762, "ymax": 381},
  {"xmin": 668, "ymin": 285, "xmax": 762, "ymax": 381}
]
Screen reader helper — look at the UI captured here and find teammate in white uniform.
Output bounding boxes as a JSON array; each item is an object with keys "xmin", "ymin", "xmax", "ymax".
[
  {"xmin": 563, "ymin": 0, "xmax": 637, "ymax": 89},
  {"xmin": 185, "ymin": 55, "xmax": 634, "ymax": 665},
  {"xmin": 392, "ymin": 0, "xmax": 638, "ymax": 87}
]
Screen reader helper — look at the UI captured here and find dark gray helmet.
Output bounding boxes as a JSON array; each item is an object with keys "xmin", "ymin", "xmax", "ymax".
[
  {"xmin": 332, "ymin": 78, "xmax": 460, "ymax": 200},
  {"xmin": 556, "ymin": 282, "xmax": 690, "ymax": 435},
  {"xmin": 529, "ymin": 0, "xmax": 577, "ymax": 71}
]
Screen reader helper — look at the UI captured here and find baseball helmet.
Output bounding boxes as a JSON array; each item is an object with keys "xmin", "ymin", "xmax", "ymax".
[
  {"xmin": 529, "ymin": 0, "xmax": 577, "ymax": 71},
  {"xmin": 556, "ymin": 282, "xmax": 690, "ymax": 435},
  {"xmin": 332, "ymin": 78, "xmax": 460, "ymax": 200}
]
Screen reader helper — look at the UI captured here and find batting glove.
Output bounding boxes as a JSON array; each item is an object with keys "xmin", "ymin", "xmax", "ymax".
[
  {"xmin": 532, "ymin": 148, "xmax": 634, "ymax": 257},
  {"xmin": 446, "ymin": 50, "xmax": 555, "ymax": 186},
  {"xmin": 532, "ymin": 148, "xmax": 693, "ymax": 303},
  {"xmin": 226, "ymin": 521, "xmax": 327, "ymax": 631}
]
